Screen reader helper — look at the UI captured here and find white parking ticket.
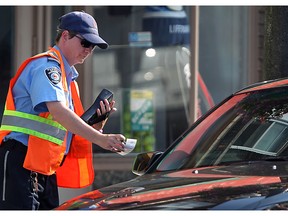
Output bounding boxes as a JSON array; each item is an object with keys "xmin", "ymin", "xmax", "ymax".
[{"xmin": 118, "ymin": 138, "xmax": 137, "ymax": 156}]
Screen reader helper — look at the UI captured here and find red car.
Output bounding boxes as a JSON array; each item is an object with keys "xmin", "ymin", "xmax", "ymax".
[{"xmin": 56, "ymin": 77, "xmax": 288, "ymax": 210}]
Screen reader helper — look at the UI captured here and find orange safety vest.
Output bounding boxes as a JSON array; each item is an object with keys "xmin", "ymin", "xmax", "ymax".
[{"xmin": 0, "ymin": 48, "xmax": 94, "ymax": 188}]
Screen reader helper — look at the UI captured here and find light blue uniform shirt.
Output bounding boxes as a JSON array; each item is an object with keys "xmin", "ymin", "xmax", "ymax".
[{"xmin": 5, "ymin": 45, "xmax": 79, "ymax": 154}]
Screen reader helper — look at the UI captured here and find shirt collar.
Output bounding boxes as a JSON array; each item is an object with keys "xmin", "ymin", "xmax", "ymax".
[{"xmin": 52, "ymin": 45, "xmax": 79, "ymax": 81}]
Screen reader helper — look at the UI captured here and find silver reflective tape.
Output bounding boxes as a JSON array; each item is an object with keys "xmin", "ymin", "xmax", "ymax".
[{"xmin": 1, "ymin": 115, "xmax": 66, "ymax": 141}]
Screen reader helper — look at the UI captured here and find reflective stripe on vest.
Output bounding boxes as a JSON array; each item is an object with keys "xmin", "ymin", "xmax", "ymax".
[{"xmin": 1, "ymin": 107, "xmax": 66, "ymax": 145}]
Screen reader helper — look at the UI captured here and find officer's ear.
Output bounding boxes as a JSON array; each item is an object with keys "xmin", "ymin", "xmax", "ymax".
[{"xmin": 62, "ymin": 30, "xmax": 70, "ymax": 41}]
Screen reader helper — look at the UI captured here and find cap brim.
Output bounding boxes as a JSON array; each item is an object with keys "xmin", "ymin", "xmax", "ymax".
[{"xmin": 81, "ymin": 33, "xmax": 108, "ymax": 49}]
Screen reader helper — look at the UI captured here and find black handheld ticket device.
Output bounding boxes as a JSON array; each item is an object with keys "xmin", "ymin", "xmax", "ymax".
[{"xmin": 81, "ymin": 88, "xmax": 114, "ymax": 125}]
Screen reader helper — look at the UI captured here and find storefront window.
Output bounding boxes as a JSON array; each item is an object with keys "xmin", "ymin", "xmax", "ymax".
[{"xmin": 91, "ymin": 6, "xmax": 212, "ymax": 153}]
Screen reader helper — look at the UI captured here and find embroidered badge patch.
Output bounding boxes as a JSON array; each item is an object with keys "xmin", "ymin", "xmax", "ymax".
[{"xmin": 45, "ymin": 67, "xmax": 61, "ymax": 85}]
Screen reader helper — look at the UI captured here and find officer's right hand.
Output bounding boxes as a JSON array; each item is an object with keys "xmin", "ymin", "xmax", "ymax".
[{"xmin": 100, "ymin": 133, "xmax": 126, "ymax": 152}]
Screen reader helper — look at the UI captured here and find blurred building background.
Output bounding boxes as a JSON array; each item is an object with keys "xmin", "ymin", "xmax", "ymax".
[{"xmin": 0, "ymin": 5, "xmax": 266, "ymax": 203}]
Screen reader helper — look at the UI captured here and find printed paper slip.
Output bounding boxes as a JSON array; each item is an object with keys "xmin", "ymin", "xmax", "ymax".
[{"xmin": 118, "ymin": 138, "xmax": 137, "ymax": 156}]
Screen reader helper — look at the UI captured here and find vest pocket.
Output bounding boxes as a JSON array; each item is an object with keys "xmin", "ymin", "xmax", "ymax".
[
  {"xmin": 23, "ymin": 135, "xmax": 66, "ymax": 175},
  {"xmin": 2, "ymin": 150, "xmax": 9, "ymax": 201}
]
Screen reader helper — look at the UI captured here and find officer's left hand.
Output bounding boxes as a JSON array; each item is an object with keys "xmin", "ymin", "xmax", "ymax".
[{"xmin": 92, "ymin": 99, "xmax": 116, "ymax": 130}]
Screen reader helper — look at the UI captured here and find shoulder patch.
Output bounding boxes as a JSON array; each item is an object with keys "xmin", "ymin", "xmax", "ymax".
[{"xmin": 45, "ymin": 67, "xmax": 61, "ymax": 85}]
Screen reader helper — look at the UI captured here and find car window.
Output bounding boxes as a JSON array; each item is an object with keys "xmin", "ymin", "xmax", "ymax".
[{"xmin": 156, "ymin": 87, "xmax": 288, "ymax": 171}]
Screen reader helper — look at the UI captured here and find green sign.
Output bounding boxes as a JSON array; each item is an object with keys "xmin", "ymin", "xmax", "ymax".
[{"xmin": 130, "ymin": 90, "xmax": 154, "ymax": 131}]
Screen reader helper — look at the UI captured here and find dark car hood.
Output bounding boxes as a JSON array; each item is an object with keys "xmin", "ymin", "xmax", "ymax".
[{"xmin": 56, "ymin": 162, "xmax": 288, "ymax": 210}]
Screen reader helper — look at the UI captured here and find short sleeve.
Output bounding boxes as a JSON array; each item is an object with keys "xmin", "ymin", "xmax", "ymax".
[{"xmin": 28, "ymin": 57, "xmax": 66, "ymax": 112}]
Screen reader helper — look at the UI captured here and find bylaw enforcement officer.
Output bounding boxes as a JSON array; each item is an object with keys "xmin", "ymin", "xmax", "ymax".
[{"xmin": 0, "ymin": 11, "xmax": 126, "ymax": 210}]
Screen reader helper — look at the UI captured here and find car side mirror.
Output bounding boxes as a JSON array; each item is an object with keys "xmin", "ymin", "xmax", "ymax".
[{"xmin": 132, "ymin": 151, "xmax": 163, "ymax": 176}]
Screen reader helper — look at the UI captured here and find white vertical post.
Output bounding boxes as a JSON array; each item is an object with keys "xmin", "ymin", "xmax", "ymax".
[{"xmin": 189, "ymin": 6, "xmax": 199, "ymax": 125}]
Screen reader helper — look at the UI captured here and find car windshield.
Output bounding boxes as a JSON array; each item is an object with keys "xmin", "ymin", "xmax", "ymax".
[{"xmin": 156, "ymin": 86, "xmax": 288, "ymax": 171}]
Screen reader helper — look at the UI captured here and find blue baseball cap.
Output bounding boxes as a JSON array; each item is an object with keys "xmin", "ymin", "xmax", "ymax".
[{"xmin": 58, "ymin": 11, "xmax": 108, "ymax": 49}]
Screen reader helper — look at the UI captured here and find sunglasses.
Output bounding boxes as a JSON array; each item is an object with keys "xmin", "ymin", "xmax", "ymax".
[{"xmin": 75, "ymin": 35, "xmax": 96, "ymax": 50}]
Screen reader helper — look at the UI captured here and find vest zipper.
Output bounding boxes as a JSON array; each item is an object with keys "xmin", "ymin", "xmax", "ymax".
[{"xmin": 2, "ymin": 151, "xmax": 9, "ymax": 201}]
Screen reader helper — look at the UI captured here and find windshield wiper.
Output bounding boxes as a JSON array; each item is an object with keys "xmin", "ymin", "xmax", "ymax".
[
  {"xmin": 217, "ymin": 160, "xmax": 260, "ymax": 166},
  {"xmin": 217, "ymin": 157, "xmax": 288, "ymax": 167},
  {"xmin": 263, "ymin": 156, "xmax": 288, "ymax": 161}
]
